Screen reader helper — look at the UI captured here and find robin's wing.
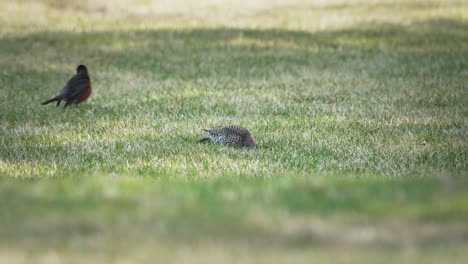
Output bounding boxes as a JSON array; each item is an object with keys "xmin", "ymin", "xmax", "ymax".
[{"xmin": 62, "ymin": 73, "xmax": 90, "ymax": 100}]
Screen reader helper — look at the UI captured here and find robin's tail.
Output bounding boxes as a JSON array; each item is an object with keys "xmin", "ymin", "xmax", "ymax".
[{"xmin": 41, "ymin": 96, "xmax": 60, "ymax": 106}]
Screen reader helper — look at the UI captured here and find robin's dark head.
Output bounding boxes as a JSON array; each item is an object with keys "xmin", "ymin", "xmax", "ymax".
[{"xmin": 76, "ymin": 65, "xmax": 87, "ymax": 73}]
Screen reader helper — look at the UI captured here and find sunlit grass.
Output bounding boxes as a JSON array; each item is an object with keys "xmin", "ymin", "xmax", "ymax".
[{"xmin": 0, "ymin": 0, "xmax": 467, "ymax": 263}]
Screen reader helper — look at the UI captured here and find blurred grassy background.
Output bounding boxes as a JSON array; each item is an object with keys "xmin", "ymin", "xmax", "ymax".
[{"xmin": 0, "ymin": 0, "xmax": 467, "ymax": 263}]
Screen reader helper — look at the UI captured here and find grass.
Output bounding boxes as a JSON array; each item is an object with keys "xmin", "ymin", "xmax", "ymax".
[{"xmin": 0, "ymin": 0, "xmax": 467, "ymax": 263}]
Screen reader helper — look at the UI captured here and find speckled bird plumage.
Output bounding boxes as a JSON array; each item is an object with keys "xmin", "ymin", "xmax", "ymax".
[{"xmin": 199, "ymin": 125, "xmax": 256, "ymax": 148}]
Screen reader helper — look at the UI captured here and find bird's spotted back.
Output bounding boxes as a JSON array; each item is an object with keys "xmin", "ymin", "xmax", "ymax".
[
  {"xmin": 201, "ymin": 125, "xmax": 254, "ymax": 147},
  {"xmin": 206, "ymin": 125, "xmax": 251, "ymax": 137}
]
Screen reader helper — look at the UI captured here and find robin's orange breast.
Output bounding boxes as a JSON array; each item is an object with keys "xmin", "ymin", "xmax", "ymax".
[{"xmin": 79, "ymin": 83, "xmax": 92, "ymax": 102}]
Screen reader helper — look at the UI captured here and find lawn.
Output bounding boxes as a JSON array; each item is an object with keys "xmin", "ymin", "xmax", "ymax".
[{"xmin": 0, "ymin": 0, "xmax": 467, "ymax": 263}]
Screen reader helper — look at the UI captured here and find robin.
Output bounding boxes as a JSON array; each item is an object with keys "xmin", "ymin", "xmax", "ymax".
[
  {"xmin": 199, "ymin": 125, "xmax": 256, "ymax": 148},
  {"xmin": 41, "ymin": 65, "xmax": 92, "ymax": 107}
]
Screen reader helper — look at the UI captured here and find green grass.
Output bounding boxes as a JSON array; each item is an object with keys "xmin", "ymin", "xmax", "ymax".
[{"xmin": 0, "ymin": 0, "xmax": 467, "ymax": 263}]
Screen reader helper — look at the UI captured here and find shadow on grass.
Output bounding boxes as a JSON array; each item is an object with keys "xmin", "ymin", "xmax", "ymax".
[
  {"xmin": 1, "ymin": 176, "xmax": 468, "ymax": 251},
  {"xmin": 0, "ymin": 18, "xmax": 466, "ymax": 82}
]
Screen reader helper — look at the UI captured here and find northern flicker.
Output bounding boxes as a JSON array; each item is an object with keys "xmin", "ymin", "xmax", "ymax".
[
  {"xmin": 41, "ymin": 65, "xmax": 92, "ymax": 107},
  {"xmin": 198, "ymin": 125, "xmax": 256, "ymax": 148}
]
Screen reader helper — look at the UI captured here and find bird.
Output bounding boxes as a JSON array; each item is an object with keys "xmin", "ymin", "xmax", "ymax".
[
  {"xmin": 198, "ymin": 125, "xmax": 256, "ymax": 148},
  {"xmin": 41, "ymin": 64, "xmax": 92, "ymax": 107}
]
